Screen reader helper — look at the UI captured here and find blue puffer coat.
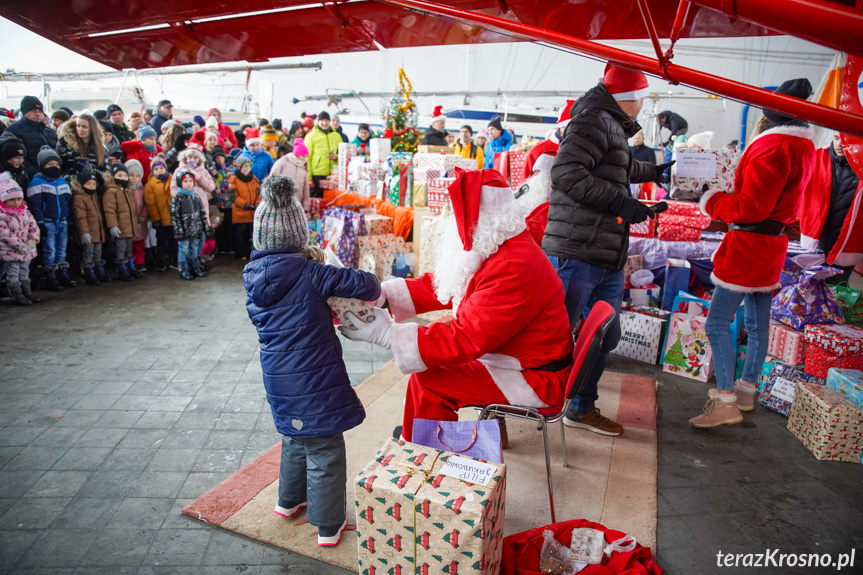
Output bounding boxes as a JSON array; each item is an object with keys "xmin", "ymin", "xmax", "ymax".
[
  {"xmin": 244, "ymin": 249, "xmax": 381, "ymax": 438},
  {"xmin": 484, "ymin": 130, "xmax": 514, "ymax": 168}
]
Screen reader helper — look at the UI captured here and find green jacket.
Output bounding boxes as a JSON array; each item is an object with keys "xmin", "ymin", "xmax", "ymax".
[{"xmin": 304, "ymin": 126, "xmax": 342, "ymax": 178}]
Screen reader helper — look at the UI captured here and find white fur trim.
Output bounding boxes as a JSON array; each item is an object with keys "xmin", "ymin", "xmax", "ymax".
[
  {"xmin": 533, "ymin": 153, "xmax": 555, "ymax": 174},
  {"xmin": 747, "ymin": 124, "xmax": 814, "ymax": 147},
  {"xmin": 698, "ymin": 189, "xmax": 723, "ymax": 217},
  {"xmin": 480, "ymin": 185, "xmax": 515, "ymax": 215},
  {"xmin": 382, "ymin": 278, "xmax": 416, "ymax": 323},
  {"xmin": 711, "ymin": 272, "xmax": 779, "ymax": 293},
  {"xmin": 556, "ymin": 119, "xmax": 571, "ymax": 130},
  {"xmin": 800, "ymin": 234, "xmax": 821, "ymax": 253},
  {"xmin": 478, "ymin": 353, "xmax": 522, "ymax": 370},
  {"xmin": 479, "ymin": 362, "xmax": 548, "ymax": 408},
  {"xmin": 611, "ymin": 87, "xmax": 650, "ymax": 101},
  {"xmin": 390, "ymin": 322, "xmax": 428, "ymax": 374},
  {"xmin": 832, "ymin": 253, "xmax": 863, "ymax": 267},
  {"xmin": 431, "ymin": 115, "xmax": 446, "ymax": 123},
  {"xmin": 246, "ymin": 137, "xmax": 262, "ymax": 145}
]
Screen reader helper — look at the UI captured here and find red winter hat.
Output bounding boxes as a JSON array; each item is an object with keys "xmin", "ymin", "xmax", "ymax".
[
  {"xmin": 603, "ymin": 64, "xmax": 649, "ymax": 101},
  {"xmin": 245, "ymin": 127, "xmax": 262, "ymax": 145},
  {"xmin": 557, "ymin": 100, "xmax": 576, "ymax": 128},
  {"xmin": 447, "ymin": 168, "xmax": 514, "ymax": 253},
  {"xmin": 431, "ymin": 105, "xmax": 446, "ymax": 124}
]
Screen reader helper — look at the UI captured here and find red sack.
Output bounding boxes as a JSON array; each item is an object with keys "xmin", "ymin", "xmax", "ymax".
[{"xmin": 501, "ymin": 519, "xmax": 662, "ymax": 575}]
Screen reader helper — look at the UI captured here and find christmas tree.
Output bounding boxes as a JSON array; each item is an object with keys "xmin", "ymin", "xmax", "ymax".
[
  {"xmin": 664, "ymin": 331, "xmax": 686, "ymax": 371},
  {"xmin": 382, "ymin": 68, "xmax": 421, "ymax": 153}
]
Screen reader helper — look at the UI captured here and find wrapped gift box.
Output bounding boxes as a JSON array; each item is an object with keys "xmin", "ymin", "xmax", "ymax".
[
  {"xmin": 630, "ymin": 217, "xmax": 657, "ymax": 238},
  {"xmin": 415, "ymin": 153, "xmax": 462, "ymax": 178},
  {"xmin": 805, "ymin": 345, "xmax": 863, "ymax": 379},
  {"xmin": 657, "ymin": 212, "xmax": 712, "ymax": 230},
  {"xmin": 355, "ymin": 439, "xmax": 506, "ymax": 575},
  {"xmin": 369, "ymin": 138, "xmax": 392, "ymax": 164},
  {"xmin": 328, "ymin": 297, "xmax": 377, "ymax": 329},
  {"xmin": 758, "ymin": 363, "xmax": 823, "ymax": 416},
  {"xmin": 804, "ymin": 324, "xmax": 863, "ymax": 357},
  {"xmin": 670, "ymin": 148, "xmax": 740, "ymax": 201},
  {"xmin": 664, "ymin": 200, "xmax": 706, "ymax": 218},
  {"xmin": 623, "ymin": 255, "xmax": 643, "ymax": 284},
  {"xmin": 735, "ymin": 344, "xmax": 747, "ymax": 381},
  {"xmin": 456, "ymin": 157, "xmax": 479, "ymax": 171},
  {"xmin": 337, "ymin": 143, "xmax": 357, "ymax": 191},
  {"xmin": 364, "ymin": 214, "xmax": 394, "ymax": 236},
  {"xmin": 657, "ymin": 225, "xmax": 701, "ymax": 242},
  {"xmin": 787, "ymin": 382, "xmax": 863, "ymax": 462},
  {"xmin": 309, "ymin": 197, "xmax": 326, "ymax": 219},
  {"xmin": 768, "ymin": 322, "xmax": 807, "ymax": 366},
  {"xmin": 358, "ymin": 233, "xmax": 405, "ymax": 281},
  {"xmin": 631, "ymin": 306, "xmax": 671, "ymax": 321},
  {"xmin": 613, "ymin": 310, "xmax": 668, "ymax": 364},
  {"xmin": 428, "ymin": 177, "xmax": 456, "ymax": 214},
  {"xmin": 413, "ymin": 182, "xmax": 428, "ymax": 207},
  {"xmin": 662, "ymin": 313, "xmax": 713, "ymax": 382},
  {"xmin": 630, "ymin": 285, "xmax": 661, "ymax": 308},
  {"xmin": 826, "ymin": 368, "xmax": 863, "ymax": 409}
]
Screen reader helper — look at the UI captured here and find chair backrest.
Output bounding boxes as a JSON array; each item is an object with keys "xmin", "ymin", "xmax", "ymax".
[{"xmin": 563, "ymin": 301, "xmax": 615, "ymax": 401}]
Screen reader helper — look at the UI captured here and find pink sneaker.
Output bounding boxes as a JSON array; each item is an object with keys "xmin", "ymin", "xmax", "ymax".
[
  {"xmin": 273, "ymin": 502, "xmax": 307, "ymax": 519},
  {"xmin": 317, "ymin": 519, "xmax": 348, "ymax": 547}
]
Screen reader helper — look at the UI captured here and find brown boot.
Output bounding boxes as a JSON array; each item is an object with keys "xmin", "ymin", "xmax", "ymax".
[
  {"xmin": 563, "ymin": 408, "xmax": 623, "ymax": 436},
  {"xmin": 709, "ymin": 380, "xmax": 759, "ymax": 412},
  {"xmin": 497, "ymin": 417, "xmax": 509, "ymax": 450},
  {"xmin": 690, "ymin": 396, "xmax": 743, "ymax": 429}
]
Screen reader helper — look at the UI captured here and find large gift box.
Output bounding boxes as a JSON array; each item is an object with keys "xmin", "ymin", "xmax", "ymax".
[
  {"xmin": 309, "ymin": 197, "xmax": 327, "ymax": 219},
  {"xmin": 613, "ymin": 310, "xmax": 668, "ymax": 364},
  {"xmin": 355, "ymin": 439, "xmax": 506, "ymax": 575},
  {"xmin": 364, "ymin": 214, "xmax": 394, "ymax": 237},
  {"xmin": 826, "ymin": 368, "xmax": 863, "ymax": 409},
  {"xmin": 337, "ymin": 143, "xmax": 358, "ymax": 192},
  {"xmin": 358, "ymin": 234, "xmax": 405, "ymax": 281},
  {"xmin": 768, "ymin": 322, "xmax": 807, "ymax": 366},
  {"xmin": 630, "ymin": 217, "xmax": 657, "ymax": 238},
  {"xmin": 787, "ymin": 382, "xmax": 863, "ymax": 462},
  {"xmin": 670, "ymin": 148, "xmax": 740, "ymax": 201},
  {"xmin": 657, "ymin": 212, "xmax": 712, "ymax": 230},
  {"xmin": 804, "ymin": 324, "xmax": 863, "ymax": 357},
  {"xmin": 758, "ymin": 363, "xmax": 823, "ymax": 417},
  {"xmin": 415, "ymin": 153, "xmax": 462, "ymax": 178},
  {"xmin": 657, "ymin": 225, "xmax": 701, "ymax": 242},
  {"xmin": 662, "ymin": 313, "xmax": 713, "ymax": 382},
  {"xmin": 804, "ymin": 345, "xmax": 863, "ymax": 379},
  {"xmin": 428, "ymin": 177, "xmax": 456, "ymax": 214},
  {"xmin": 369, "ymin": 138, "xmax": 392, "ymax": 164}
]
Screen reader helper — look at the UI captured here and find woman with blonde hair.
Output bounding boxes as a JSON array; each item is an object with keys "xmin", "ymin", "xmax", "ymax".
[
  {"xmin": 160, "ymin": 122, "xmax": 186, "ymax": 153},
  {"xmin": 56, "ymin": 113, "xmax": 106, "ymax": 178}
]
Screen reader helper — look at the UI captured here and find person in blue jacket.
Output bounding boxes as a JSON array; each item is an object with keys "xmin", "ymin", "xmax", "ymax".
[
  {"xmin": 483, "ymin": 115, "xmax": 513, "ymax": 168},
  {"xmin": 243, "ymin": 174, "xmax": 380, "ymax": 547},
  {"xmin": 241, "ymin": 128, "xmax": 275, "ymax": 181},
  {"xmin": 26, "ymin": 146, "xmax": 75, "ymax": 291}
]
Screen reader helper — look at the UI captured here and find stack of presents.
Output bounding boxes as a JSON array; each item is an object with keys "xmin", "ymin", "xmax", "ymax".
[{"xmin": 614, "ymin": 254, "xmax": 863, "ymax": 464}]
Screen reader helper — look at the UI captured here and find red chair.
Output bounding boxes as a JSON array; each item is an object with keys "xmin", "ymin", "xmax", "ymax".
[{"xmin": 478, "ymin": 301, "xmax": 615, "ymax": 523}]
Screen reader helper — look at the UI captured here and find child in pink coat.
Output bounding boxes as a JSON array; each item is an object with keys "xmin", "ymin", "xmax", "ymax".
[
  {"xmin": 0, "ymin": 172, "xmax": 40, "ymax": 305},
  {"xmin": 126, "ymin": 159, "xmax": 150, "ymax": 271},
  {"xmin": 270, "ymin": 138, "xmax": 311, "ymax": 212}
]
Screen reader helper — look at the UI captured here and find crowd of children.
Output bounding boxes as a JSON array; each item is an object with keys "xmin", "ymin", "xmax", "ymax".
[{"xmin": 0, "ymin": 96, "xmax": 321, "ymax": 305}]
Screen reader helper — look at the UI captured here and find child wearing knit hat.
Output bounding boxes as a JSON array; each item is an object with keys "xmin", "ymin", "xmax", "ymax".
[
  {"xmin": 71, "ymin": 166, "xmax": 108, "ymax": 285},
  {"xmin": 270, "ymin": 138, "xmax": 311, "ymax": 213},
  {"xmin": 144, "ymin": 158, "xmax": 175, "ymax": 271},
  {"xmin": 243, "ymin": 174, "xmax": 381, "ymax": 547},
  {"xmin": 125, "ymin": 159, "xmax": 150, "ymax": 272},
  {"xmin": 170, "ymin": 170, "xmax": 208, "ymax": 280},
  {"xmin": 261, "ymin": 124, "xmax": 280, "ymax": 160},
  {"xmin": 0, "ymin": 172, "xmax": 41, "ymax": 305},
  {"xmin": 228, "ymin": 156, "xmax": 262, "ymax": 260}
]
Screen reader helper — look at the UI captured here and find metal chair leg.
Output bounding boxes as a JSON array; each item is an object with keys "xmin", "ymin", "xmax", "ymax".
[
  {"xmin": 540, "ymin": 417, "xmax": 555, "ymax": 523},
  {"xmin": 559, "ymin": 419, "xmax": 568, "ymax": 468}
]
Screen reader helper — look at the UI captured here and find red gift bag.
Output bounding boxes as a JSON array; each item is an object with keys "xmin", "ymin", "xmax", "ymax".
[{"xmin": 502, "ymin": 519, "xmax": 662, "ymax": 575}]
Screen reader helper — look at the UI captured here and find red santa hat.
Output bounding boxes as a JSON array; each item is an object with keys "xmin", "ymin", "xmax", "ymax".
[
  {"xmin": 183, "ymin": 141, "xmax": 205, "ymax": 160},
  {"xmin": 603, "ymin": 64, "xmax": 650, "ymax": 101},
  {"xmin": 431, "ymin": 105, "xmax": 446, "ymax": 124},
  {"xmin": 557, "ymin": 100, "xmax": 576, "ymax": 129},
  {"xmin": 245, "ymin": 127, "xmax": 262, "ymax": 145}
]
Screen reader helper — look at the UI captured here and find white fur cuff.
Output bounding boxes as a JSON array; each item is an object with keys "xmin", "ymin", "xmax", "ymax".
[
  {"xmin": 390, "ymin": 322, "xmax": 428, "ymax": 374},
  {"xmin": 799, "ymin": 234, "xmax": 820, "ymax": 253},
  {"xmin": 711, "ymin": 272, "xmax": 779, "ymax": 293},
  {"xmin": 699, "ymin": 189, "xmax": 722, "ymax": 217},
  {"xmin": 382, "ymin": 278, "xmax": 417, "ymax": 322}
]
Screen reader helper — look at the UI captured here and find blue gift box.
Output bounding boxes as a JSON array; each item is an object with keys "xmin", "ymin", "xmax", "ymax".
[{"xmin": 826, "ymin": 368, "xmax": 863, "ymax": 409}]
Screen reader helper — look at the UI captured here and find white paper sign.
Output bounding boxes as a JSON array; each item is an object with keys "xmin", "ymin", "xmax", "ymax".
[
  {"xmin": 770, "ymin": 376, "xmax": 797, "ymax": 404},
  {"xmin": 676, "ymin": 152, "xmax": 717, "ymax": 179},
  {"xmin": 438, "ymin": 456, "xmax": 496, "ymax": 487}
]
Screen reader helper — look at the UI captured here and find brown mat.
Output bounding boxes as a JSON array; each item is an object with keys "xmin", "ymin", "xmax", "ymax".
[{"xmin": 183, "ymin": 362, "xmax": 658, "ymax": 571}]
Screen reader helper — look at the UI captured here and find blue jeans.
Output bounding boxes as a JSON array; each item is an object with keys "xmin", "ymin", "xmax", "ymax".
[
  {"xmin": 42, "ymin": 220, "xmax": 68, "ymax": 268},
  {"xmin": 279, "ymin": 433, "xmax": 346, "ymax": 529},
  {"xmin": 705, "ymin": 286, "xmax": 772, "ymax": 391},
  {"xmin": 177, "ymin": 236, "xmax": 203, "ymax": 264},
  {"xmin": 556, "ymin": 258, "xmax": 625, "ymax": 415}
]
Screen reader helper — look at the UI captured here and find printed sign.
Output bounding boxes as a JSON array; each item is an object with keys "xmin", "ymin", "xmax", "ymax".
[
  {"xmin": 676, "ymin": 152, "xmax": 717, "ymax": 179},
  {"xmin": 770, "ymin": 376, "xmax": 797, "ymax": 404},
  {"xmin": 438, "ymin": 456, "xmax": 496, "ymax": 487}
]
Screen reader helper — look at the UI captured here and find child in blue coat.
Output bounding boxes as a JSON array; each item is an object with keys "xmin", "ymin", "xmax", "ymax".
[{"xmin": 243, "ymin": 174, "xmax": 380, "ymax": 547}]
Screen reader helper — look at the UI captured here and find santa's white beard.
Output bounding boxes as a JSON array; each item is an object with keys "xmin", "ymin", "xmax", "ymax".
[
  {"xmin": 433, "ymin": 208, "xmax": 527, "ymax": 315},
  {"xmin": 514, "ymin": 170, "xmax": 552, "ymax": 219}
]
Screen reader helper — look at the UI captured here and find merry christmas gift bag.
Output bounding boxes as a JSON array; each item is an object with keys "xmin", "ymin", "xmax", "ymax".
[
  {"xmin": 613, "ymin": 310, "xmax": 668, "ymax": 365},
  {"xmin": 758, "ymin": 362, "xmax": 823, "ymax": 417},
  {"xmin": 355, "ymin": 438, "xmax": 506, "ymax": 575},
  {"xmin": 663, "ymin": 313, "xmax": 713, "ymax": 382},
  {"xmin": 787, "ymin": 382, "xmax": 863, "ymax": 462}
]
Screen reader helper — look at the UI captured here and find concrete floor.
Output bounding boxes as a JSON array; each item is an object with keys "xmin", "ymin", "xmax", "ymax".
[{"xmin": 0, "ymin": 257, "xmax": 860, "ymax": 574}]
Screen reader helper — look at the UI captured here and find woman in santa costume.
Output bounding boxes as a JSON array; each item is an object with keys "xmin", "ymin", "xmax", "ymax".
[
  {"xmin": 341, "ymin": 168, "xmax": 574, "ymax": 442},
  {"xmin": 692, "ymin": 79, "xmax": 816, "ymax": 429}
]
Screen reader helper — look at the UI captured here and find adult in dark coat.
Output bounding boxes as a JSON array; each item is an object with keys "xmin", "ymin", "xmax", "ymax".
[
  {"xmin": 2, "ymin": 96, "xmax": 58, "ymax": 178},
  {"xmin": 542, "ymin": 65, "xmax": 673, "ymax": 437},
  {"xmin": 658, "ymin": 110, "xmax": 688, "ymax": 143},
  {"xmin": 149, "ymin": 99, "xmax": 174, "ymax": 133},
  {"xmin": 629, "ymin": 131, "xmax": 656, "ymax": 164},
  {"xmin": 420, "ymin": 105, "xmax": 448, "ymax": 146},
  {"xmin": 106, "ymin": 104, "xmax": 136, "ymax": 143}
]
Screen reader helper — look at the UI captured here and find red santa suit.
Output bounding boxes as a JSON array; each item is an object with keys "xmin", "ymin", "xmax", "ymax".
[
  {"xmin": 699, "ymin": 124, "xmax": 815, "ymax": 291},
  {"xmin": 381, "ymin": 169, "xmax": 574, "ymax": 441}
]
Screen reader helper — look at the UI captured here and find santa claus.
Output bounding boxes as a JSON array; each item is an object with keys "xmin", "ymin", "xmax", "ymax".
[
  {"xmin": 520, "ymin": 99, "xmax": 574, "ymax": 180},
  {"xmin": 340, "ymin": 168, "xmax": 574, "ymax": 441}
]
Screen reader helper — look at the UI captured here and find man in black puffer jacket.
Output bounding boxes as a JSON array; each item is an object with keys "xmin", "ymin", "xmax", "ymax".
[
  {"xmin": 2, "ymin": 96, "xmax": 58, "ymax": 179},
  {"xmin": 543, "ymin": 65, "xmax": 673, "ymax": 437}
]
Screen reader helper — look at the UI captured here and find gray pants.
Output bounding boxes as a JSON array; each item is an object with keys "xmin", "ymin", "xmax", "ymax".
[
  {"xmin": 114, "ymin": 237, "xmax": 133, "ymax": 265},
  {"xmin": 2, "ymin": 260, "xmax": 31, "ymax": 286},
  {"xmin": 279, "ymin": 433, "xmax": 346, "ymax": 529},
  {"xmin": 81, "ymin": 242, "xmax": 103, "ymax": 268}
]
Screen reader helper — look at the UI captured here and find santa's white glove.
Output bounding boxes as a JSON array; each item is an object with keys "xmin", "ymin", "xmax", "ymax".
[
  {"xmin": 339, "ymin": 307, "xmax": 393, "ymax": 349},
  {"xmin": 80, "ymin": 233, "xmax": 92, "ymax": 245},
  {"xmin": 110, "ymin": 226, "xmax": 122, "ymax": 238},
  {"xmin": 373, "ymin": 289, "xmax": 387, "ymax": 308}
]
